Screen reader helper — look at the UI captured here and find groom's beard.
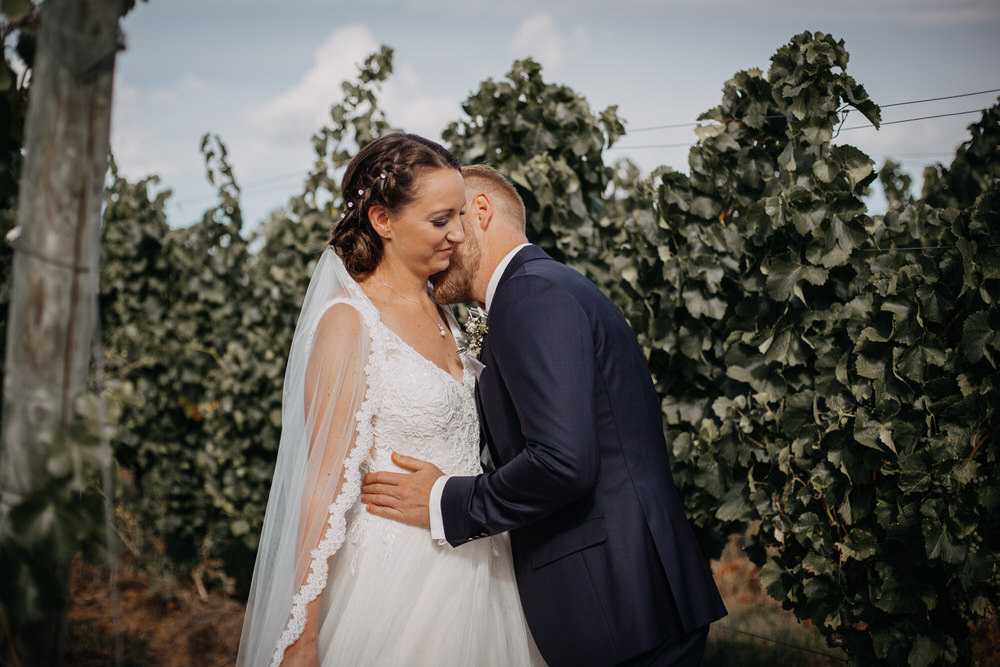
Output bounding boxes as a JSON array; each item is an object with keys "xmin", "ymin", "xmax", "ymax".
[{"xmin": 432, "ymin": 230, "xmax": 480, "ymax": 305}]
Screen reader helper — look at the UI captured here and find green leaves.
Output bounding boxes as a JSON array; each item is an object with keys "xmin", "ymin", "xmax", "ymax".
[
  {"xmin": 922, "ymin": 520, "xmax": 967, "ymax": 564},
  {"xmin": 587, "ymin": 31, "xmax": 999, "ymax": 667},
  {"xmin": 0, "ymin": 384, "xmax": 131, "ymax": 627},
  {"xmin": 962, "ymin": 311, "xmax": 999, "ymax": 364},
  {"xmin": 7, "ymin": 487, "xmax": 103, "ymax": 566},
  {"xmin": 763, "ymin": 253, "xmax": 829, "ymax": 302},
  {"xmin": 828, "ymin": 145, "xmax": 874, "ymax": 190},
  {"xmin": 759, "ymin": 558, "xmax": 793, "ymax": 600},
  {"xmin": 0, "ymin": 0, "xmax": 33, "ymax": 20},
  {"xmin": 1, "ymin": 30, "xmax": 992, "ymax": 665}
]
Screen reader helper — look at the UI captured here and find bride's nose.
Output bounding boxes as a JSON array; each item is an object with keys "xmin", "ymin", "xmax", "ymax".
[{"xmin": 447, "ymin": 218, "xmax": 465, "ymax": 244}]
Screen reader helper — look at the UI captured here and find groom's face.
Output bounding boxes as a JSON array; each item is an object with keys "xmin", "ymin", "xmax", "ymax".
[{"xmin": 431, "ymin": 201, "xmax": 481, "ymax": 304}]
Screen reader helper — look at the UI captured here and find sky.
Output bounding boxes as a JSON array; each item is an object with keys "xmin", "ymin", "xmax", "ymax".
[{"xmin": 107, "ymin": 0, "xmax": 1000, "ymax": 229}]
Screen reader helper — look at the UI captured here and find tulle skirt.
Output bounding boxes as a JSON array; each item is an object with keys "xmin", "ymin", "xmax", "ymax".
[{"xmin": 318, "ymin": 509, "xmax": 544, "ymax": 666}]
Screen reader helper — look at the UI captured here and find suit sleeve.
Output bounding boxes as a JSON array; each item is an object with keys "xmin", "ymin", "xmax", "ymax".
[{"xmin": 441, "ymin": 274, "xmax": 599, "ymax": 545}]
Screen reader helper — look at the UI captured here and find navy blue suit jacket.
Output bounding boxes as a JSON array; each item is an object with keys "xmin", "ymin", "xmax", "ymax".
[{"xmin": 441, "ymin": 246, "xmax": 726, "ymax": 666}]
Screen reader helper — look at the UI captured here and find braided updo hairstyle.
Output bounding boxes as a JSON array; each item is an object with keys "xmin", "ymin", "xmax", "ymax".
[{"xmin": 329, "ymin": 133, "xmax": 461, "ymax": 279}]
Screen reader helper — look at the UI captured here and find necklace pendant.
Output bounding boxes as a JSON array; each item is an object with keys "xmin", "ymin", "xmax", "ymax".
[{"xmin": 437, "ymin": 323, "xmax": 447, "ymax": 337}]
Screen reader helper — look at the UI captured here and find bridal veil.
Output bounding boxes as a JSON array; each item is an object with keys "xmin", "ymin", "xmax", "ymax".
[{"xmin": 237, "ymin": 247, "xmax": 381, "ymax": 666}]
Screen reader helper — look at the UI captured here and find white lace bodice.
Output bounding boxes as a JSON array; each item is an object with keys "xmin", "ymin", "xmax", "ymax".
[{"xmin": 367, "ymin": 321, "xmax": 480, "ymax": 477}]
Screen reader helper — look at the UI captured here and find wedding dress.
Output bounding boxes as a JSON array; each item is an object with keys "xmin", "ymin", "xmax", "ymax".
[{"xmin": 237, "ymin": 248, "xmax": 542, "ymax": 666}]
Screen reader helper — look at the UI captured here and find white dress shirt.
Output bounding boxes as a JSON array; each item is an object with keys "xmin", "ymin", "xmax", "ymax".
[{"xmin": 428, "ymin": 243, "xmax": 531, "ymax": 541}]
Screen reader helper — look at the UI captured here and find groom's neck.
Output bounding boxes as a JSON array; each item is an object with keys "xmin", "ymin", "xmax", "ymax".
[{"xmin": 476, "ymin": 235, "xmax": 528, "ymax": 303}]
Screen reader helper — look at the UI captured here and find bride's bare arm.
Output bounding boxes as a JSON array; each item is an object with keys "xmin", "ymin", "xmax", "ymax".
[{"xmin": 280, "ymin": 617, "xmax": 320, "ymax": 666}]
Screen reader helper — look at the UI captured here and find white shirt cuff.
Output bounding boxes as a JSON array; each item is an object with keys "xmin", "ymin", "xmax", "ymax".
[{"xmin": 429, "ymin": 475, "xmax": 451, "ymax": 542}]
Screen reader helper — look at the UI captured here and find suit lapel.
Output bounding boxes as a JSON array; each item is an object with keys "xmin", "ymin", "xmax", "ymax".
[
  {"xmin": 472, "ymin": 245, "xmax": 552, "ymax": 468},
  {"xmin": 480, "ymin": 245, "xmax": 550, "ymax": 359}
]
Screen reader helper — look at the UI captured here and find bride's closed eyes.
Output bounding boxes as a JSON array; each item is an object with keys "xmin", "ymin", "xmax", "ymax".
[{"xmin": 431, "ymin": 210, "xmax": 464, "ymax": 227}]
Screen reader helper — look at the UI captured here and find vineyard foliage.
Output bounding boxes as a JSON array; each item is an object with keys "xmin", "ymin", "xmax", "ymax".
[{"xmin": 0, "ymin": 26, "xmax": 997, "ymax": 666}]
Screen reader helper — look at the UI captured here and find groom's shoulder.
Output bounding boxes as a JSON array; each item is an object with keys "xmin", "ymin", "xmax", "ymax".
[
  {"xmin": 501, "ymin": 258, "xmax": 609, "ymax": 314},
  {"xmin": 511, "ymin": 256, "xmax": 580, "ymax": 290},
  {"xmin": 530, "ymin": 256, "xmax": 609, "ymax": 297},
  {"xmin": 519, "ymin": 253, "xmax": 584, "ymax": 282}
]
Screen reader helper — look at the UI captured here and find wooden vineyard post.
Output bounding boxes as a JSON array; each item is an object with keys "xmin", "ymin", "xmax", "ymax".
[{"xmin": 0, "ymin": 0, "xmax": 122, "ymax": 663}]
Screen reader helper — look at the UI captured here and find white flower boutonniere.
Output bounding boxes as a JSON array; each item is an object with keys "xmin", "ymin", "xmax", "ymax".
[{"xmin": 458, "ymin": 306, "xmax": 488, "ymax": 358}]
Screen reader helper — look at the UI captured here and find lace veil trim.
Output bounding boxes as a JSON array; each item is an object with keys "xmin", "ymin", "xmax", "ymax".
[{"xmin": 266, "ymin": 285, "xmax": 382, "ymax": 666}]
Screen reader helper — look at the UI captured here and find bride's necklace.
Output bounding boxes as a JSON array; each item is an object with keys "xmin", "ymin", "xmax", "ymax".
[{"xmin": 376, "ymin": 276, "xmax": 447, "ymax": 338}]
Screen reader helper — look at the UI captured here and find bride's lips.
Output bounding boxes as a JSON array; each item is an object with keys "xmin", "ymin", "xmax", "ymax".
[{"xmin": 438, "ymin": 246, "xmax": 455, "ymax": 255}]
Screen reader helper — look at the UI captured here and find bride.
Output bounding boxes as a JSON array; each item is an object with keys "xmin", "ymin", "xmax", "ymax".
[{"xmin": 236, "ymin": 134, "xmax": 543, "ymax": 666}]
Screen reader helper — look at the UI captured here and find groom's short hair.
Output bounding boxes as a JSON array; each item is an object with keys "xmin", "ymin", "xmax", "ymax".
[{"xmin": 461, "ymin": 164, "xmax": 526, "ymax": 232}]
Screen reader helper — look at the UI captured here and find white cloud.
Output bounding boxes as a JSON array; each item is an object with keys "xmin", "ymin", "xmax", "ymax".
[
  {"xmin": 232, "ymin": 22, "xmax": 462, "ymax": 223},
  {"xmin": 111, "ymin": 73, "xmax": 219, "ymax": 193},
  {"xmin": 571, "ymin": 26, "xmax": 591, "ymax": 49},
  {"xmin": 147, "ymin": 75, "xmax": 211, "ymax": 108},
  {"xmin": 380, "ymin": 63, "xmax": 458, "ymax": 140},
  {"xmin": 507, "ymin": 14, "xmax": 593, "ymax": 78},
  {"xmin": 509, "ymin": 14, "xmax": 568, "ymax": 74},
  {"xmin": 247, "ymin": 24, "xmax": 382, "ymax": 144},
  {"xmin": 111, "ymin": 79, "xmax": 177, "ymax": 180},
  {"xmin": 656, "ymin": 0, "xmax": 1000, "ymax": 24},
  {"xmin": 246, "ymin": 23, "xmax": 459, "ymax": 159},
  {"xmin": 358, "ymin": 0, "xmax": 1000, "ymax": 25}
]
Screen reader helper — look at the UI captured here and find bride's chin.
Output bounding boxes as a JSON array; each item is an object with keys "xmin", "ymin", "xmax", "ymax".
[{"xmin": 429, "ymin": 259, "xmax": 451, "ymax": 274}]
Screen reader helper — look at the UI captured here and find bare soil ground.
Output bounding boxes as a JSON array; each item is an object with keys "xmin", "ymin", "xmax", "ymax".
[
  {"xmin": 67, "ymin": 557, "xmax": 244, "ymax": 667},
  {"xmin": 65, "ymin": 535, "xmax": 997, "ymax": 666}
]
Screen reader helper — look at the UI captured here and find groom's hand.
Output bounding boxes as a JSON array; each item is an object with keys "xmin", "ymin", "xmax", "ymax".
[{"xmin": 361, "ymin": 452, "xmax": 442, "ymax": 529}]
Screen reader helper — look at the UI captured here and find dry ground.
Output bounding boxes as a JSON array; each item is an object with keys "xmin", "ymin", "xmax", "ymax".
[{"xmin": 64, "ymin": 534, "xmax": 997, "ymax": 666}]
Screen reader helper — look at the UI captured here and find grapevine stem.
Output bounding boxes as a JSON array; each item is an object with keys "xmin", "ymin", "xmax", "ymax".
[
  {"xmin": 820, "ymin": 490, "xmax": 847, "ymax": 539},
  {"xmin": 772, "ymin": 492, "xmax": 785, "ymax": 515},
  {"xmin": 0, "ymin": 611, "xmax": 23, "ymax": 667},
  {"xmin": 967, "ymin": 423, "xmax": 998, "ymax": 461},
  {"xmin": 718, "ymin": 197, "xmax": 734, "ymax": 228},
  {"xmin": 938, "ymin": 309, "xmax": 963, "ymax": 343}
]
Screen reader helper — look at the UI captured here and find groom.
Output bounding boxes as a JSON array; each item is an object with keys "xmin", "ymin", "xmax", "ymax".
[{"xmin": 361, "ymin": 165, "xmax": 725, "ymax": 666}]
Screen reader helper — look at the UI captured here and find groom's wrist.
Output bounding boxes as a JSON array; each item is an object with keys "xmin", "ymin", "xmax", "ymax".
[{"xmin": 428, "ymin": 475, "xmax": 451, "ymax": 541}]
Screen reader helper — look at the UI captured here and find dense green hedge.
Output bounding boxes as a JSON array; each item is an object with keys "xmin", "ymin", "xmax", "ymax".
[
  {"xmin": 1, "ymin": 29, "xmax": 996, "ymax": 665},
  {"xmin": 596, "ymin": 36, "xmax": 999, "ymax": 666}
]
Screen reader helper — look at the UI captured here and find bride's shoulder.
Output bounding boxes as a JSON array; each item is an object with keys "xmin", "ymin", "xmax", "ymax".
[{"xmin": 313, "ymin": 293, "xmax": 377, "ymax": 343}]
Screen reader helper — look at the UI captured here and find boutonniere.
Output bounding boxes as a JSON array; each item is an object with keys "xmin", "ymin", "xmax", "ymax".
[{"xmin": 458, "ymin": 306, "xmax": 488, "ymax": 358}]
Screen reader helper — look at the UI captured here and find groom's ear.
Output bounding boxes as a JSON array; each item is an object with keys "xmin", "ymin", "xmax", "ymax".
[{"xmin": 469, "ymin": 192, "xmax": 493, "ymax": 231}]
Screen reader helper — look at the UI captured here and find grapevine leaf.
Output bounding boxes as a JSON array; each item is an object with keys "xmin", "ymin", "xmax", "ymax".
[
  {"xmin": 923, "ymin": 522, "xmax": 967, "ymax": 564},
  {"xmin": 907, "ymin": 634, "xmax": 943, "ymax": 667}
]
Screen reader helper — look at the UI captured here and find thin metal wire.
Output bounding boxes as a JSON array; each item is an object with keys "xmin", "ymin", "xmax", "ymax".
[
  {"xmin": 156, "ymin": 88, "xmax": 1000, "ymax": 205},
  {"xmin": 841, "ymin": 108, "xmax": 989, "ymax": 131},
  {"xmin": 860, "ymin": 245, "xmax": 956, "ymax": 252},
  {"xmin": 607, "ymin": 142, "xmax": 694, "ymax": 150},
  {"xmin": 612, "ymin": 107, "xmax": 991, "ymax": 150},
  {"xmin": 713, "ymin": 624, "xmax": 847, "ymax": 661},
  {"xmin": 881, "ymin": 88, "xmax": 1000, "ymax": 108},
  {"xmin": 92, "ymin": 301, "xmax": 123, "ymax": 667},
  {"xmin": 627, "ymin": 87, "xmax": 1000, "ymax": 133},
  {"xmin": 9, "ymin": 238, "xmax": 90, "ymax": 272},
  {"xmin": 629, "ymin": 121, "xmax": 700, "ymax": 133}
]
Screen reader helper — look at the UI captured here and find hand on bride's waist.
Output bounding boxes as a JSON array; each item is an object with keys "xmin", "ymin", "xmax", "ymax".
[
  {"xmin": 368, "ymin": 445, "xmax": 475, "ymax": 476},
  {"xmin": 360, "ymin": 451, "xmax": 443, "ymax": 529}
]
